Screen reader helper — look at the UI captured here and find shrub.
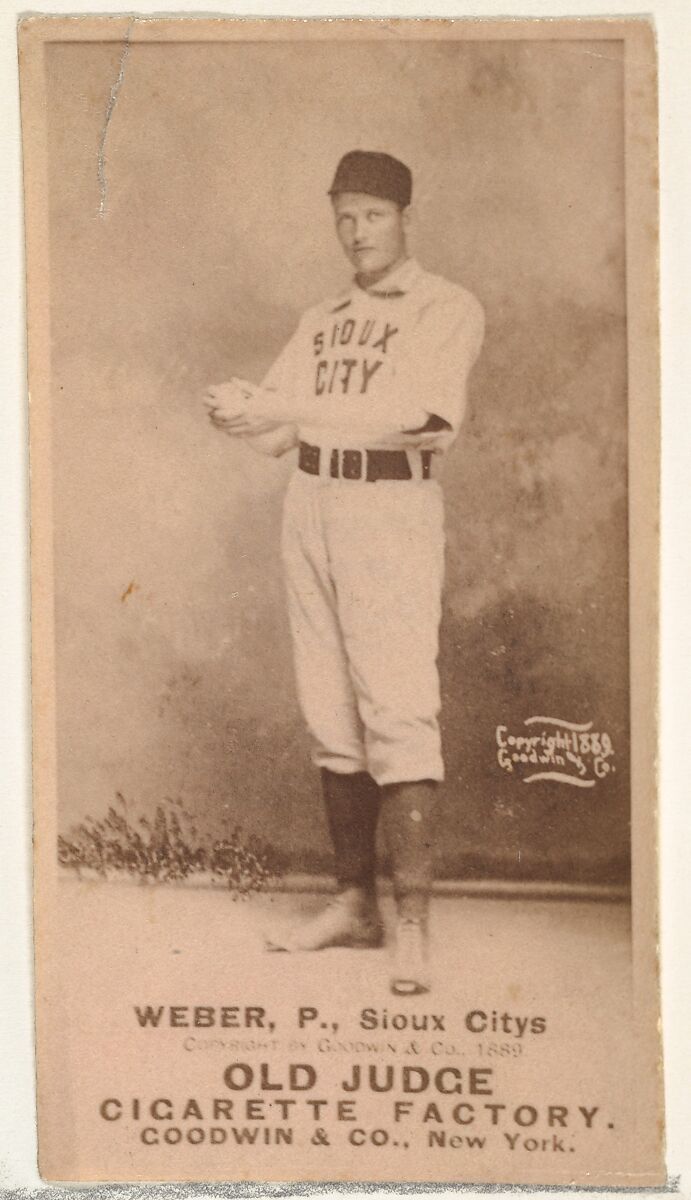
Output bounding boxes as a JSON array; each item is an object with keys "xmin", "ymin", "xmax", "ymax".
[{"xmin": 57, "ymin": 793, "xmax": 284, "ymax": 896}]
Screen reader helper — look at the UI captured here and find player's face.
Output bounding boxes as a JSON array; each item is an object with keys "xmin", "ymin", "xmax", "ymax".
[{"xmin": 332, "ymin": 192, "xmax": 410, "ymax": 284}]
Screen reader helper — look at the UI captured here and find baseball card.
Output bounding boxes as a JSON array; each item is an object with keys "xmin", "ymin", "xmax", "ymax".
[{"xmin": 19, "ymin": 15, "xmax": 664, "ymax": 1186}]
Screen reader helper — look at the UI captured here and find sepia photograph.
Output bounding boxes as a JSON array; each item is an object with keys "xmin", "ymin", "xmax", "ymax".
[{"xmin": 20, "ymin": 15, "xmax": 662, "ymax": 1185}]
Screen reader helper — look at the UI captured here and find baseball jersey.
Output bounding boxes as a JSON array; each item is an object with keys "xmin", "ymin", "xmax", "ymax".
[{"xmin": 260, "ymin": 257, "xmax": 484, "ymax": 456}]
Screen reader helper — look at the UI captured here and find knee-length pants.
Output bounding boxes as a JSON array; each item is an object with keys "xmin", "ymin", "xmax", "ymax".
[{"xmin": 281, "ymin": 469, "xmax": 446, "ymax": 786}]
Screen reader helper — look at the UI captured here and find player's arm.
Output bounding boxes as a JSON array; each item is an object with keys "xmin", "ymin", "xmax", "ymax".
[
  {"xmin": 240, "ymin": 424, "xmax": 299, "ymax": 458},
  {"xmin": 204, "ymin": 381, "xmax": 430, "ymax": 440},
  {"xmin": 400, "ymin": 292, "xmax": 486, "ymax": 443},
  {"xmin": 203, "ymin": 387, "xmax": 298, "ymax": 457}
]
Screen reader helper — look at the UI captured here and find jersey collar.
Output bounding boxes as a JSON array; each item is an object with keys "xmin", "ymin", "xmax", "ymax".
[
  {"xmin": 329, "ymin": 259, "xmax": 423, "ymax": 314},
  {"xmin": 358, "ymin": 256, "xmax": 423, "ymax": 298}
]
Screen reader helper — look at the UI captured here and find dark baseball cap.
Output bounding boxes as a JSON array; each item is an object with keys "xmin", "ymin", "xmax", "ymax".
[{"xmin": 328, "ymin": 150, "xmax": 413, "ymax": 208}]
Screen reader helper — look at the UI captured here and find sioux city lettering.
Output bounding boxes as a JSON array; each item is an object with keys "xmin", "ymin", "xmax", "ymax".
[{"xmin": 312, "ymin": 318, "xmax": 399, "ymax": 395}]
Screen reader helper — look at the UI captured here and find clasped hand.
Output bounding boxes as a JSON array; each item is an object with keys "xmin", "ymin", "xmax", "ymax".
[{"xmin": 203, "ymin": 378, "xmax": 281, "ymax": 436}]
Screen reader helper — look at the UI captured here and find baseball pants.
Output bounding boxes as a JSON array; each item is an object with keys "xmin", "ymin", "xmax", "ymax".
[{"xmin": 281, "ymin": 468, "xmax": 446, "ymax": 786}]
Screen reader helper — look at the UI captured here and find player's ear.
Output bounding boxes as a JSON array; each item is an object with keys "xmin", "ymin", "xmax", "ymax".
[{"xmin": 400, "ymin": 205, "xmax": 412, "ymax": 234}]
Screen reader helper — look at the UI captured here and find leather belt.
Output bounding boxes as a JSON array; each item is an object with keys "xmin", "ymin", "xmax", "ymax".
[{"xmin": 298, "ymin": 441, "xmax": 432, "ymax": 482}]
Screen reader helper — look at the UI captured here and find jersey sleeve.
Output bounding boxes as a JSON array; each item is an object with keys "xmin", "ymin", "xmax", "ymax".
[
  {"xmin": 246, "ymin": 317, "xmax": 305, "ymax": 457},
  {"xmin": 242, "ymin": 425, "xmax": 299, "ymax": 458},
  {"xmin": 260, "ymin": 316, "xmax": 305, "ymax": 398},
  {"xmin": 397, "ymin": 290, "xmax": 485, "ymax": 435}
]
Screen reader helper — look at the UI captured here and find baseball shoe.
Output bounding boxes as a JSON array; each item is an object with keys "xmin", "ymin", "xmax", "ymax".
[
  {"xmin": 264, "ymin": 890, "xmax": 384, "ymax": 952},
  {"xmin": 390, "ymin": 917, "xmax": 430, "ymax": 995}
]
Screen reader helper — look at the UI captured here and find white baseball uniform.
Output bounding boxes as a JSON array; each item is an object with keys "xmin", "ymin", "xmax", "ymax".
[{"xmin": 260, "ymin": 257, "xmax": 484, "ymax": 785}]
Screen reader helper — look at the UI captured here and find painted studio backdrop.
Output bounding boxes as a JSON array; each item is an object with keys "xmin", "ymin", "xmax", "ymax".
[{"xmin": 48, "ymin": 35, "xmax": 629, "ymax": 885}]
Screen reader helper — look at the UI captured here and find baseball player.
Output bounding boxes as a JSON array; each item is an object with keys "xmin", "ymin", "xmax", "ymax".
[{"xmin": 204, "ymin": 150, "xmax": 484, "ymax": 994}]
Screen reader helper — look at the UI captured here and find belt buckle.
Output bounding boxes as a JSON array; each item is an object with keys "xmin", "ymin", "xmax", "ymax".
[
  {"xmin": 342, "ymin": 449, "xmax": 363, "ymax": 480},
  {"xmin": 300, "ymin": 442, "xmax": 321, "ymax": 475}
]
